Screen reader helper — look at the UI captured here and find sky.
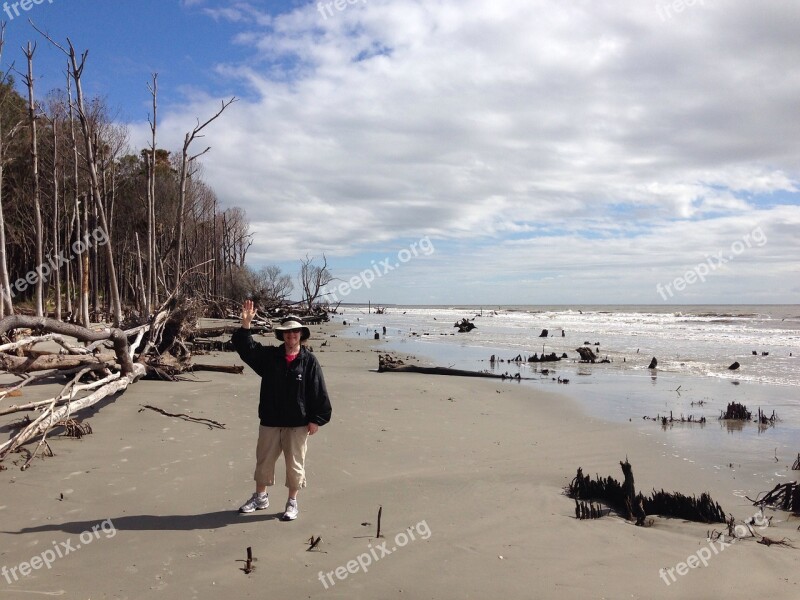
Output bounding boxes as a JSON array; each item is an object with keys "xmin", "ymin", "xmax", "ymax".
[{"xmin": 2, "ymin": 0, "xmax": 799, "ymax": 305}]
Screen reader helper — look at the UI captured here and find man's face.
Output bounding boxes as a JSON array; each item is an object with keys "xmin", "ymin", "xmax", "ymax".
[{"xmin": 284, "ymin": 329, "xmax": 302, "ymax": 343}]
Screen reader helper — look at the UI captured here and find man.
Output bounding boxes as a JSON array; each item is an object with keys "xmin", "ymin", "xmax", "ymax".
[{"xmin": 232, "ymin": 301, "xmax": 332, "ymax": 520}]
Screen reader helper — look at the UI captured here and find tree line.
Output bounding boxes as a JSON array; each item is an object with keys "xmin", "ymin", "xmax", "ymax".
[{"xmin": 0, "ymin": 24, "xmax": 319, "ymax": 329}]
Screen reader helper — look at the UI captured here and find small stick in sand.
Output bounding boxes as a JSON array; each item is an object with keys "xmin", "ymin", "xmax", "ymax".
[
  {"xmin": 376, "ymin": 506, "xmax": 384, "ymax": 538},
  {"xmin": 307, "ymin": 536, "xmax": 324, "ymax": 552},
  {"xmin": 240, "ymin": 546, "xmax": 256, "ymax": 574},
  {"xmin": 138, "ymin": 404, "xmax": 226, "ymax": 430}
]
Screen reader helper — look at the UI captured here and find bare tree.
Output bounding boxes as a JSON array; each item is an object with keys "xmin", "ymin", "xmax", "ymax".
[
  {"xmin": 299, "ymin": 254, "xmax": 333, "ymax": 311},
  {"xmin": 146, "ymin": 73, "xmax": 157, "ymax": 314},
  {"xmin": 46, "ymin": 101, "xmax": 62, "ymax": 320},
  {"xmin": 21, "ymin": 42, "xmax": 44, "ymax": 316},
  {"xmin": 0, "ymin": 24, "xmax": 18, "ymax": 318},
  {"xmin": 256, "ymin": 265, "xmax": 294, "ymax": 306},
  {"xmin": 66, "ymin": 66, "xmax": 89, "ymax": 326},
  {"xmin": 173, "ymin": 97, "xmax": 237, "ymax": 293},
  {"xmin": 34, "ymin": 30, "xmax": 124, "ymax": 325}
]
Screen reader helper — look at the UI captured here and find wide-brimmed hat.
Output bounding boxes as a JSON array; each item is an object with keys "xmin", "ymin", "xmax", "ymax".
[{"xmin": 274, "ymin": 316, "xmax": 311, "ymax": 341}]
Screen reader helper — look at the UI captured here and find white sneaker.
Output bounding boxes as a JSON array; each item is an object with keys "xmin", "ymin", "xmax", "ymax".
[
  {"xmin": 239, "ymin": 492, "xmax": 269, "ymax": 513},
  {"xmin": 281, "ymin": 499, "xmax": 298, "ymax": 521}
]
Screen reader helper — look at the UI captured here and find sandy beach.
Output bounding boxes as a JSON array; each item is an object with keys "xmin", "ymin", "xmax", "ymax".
[{"xmin": 1, "ymin": 322, "xmax": 798, "ymax": 599}]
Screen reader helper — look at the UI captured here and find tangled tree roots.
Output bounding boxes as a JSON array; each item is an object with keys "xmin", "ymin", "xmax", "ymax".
[
  {"xmin": 749, "ymin": 482, "xmax": 800, "ymax": 515},
  {"xmin": 567, "ymin": 460, "xmax": 727, "ymax": 525}
]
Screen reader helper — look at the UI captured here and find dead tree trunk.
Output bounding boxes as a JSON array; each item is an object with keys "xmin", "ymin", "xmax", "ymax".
[
  {"xmin": 0, "ymin": 26, "xmax": 16, "ymax": 318},
  {"xmin": 50, "ymin": 112, "xmax": 61, "ymax": 320},
  {"xmin": 67, "ymin": 69, "xmax": 89, "ymax": 327},
  {"xmin": 23, "ymin": 42, "xmax": 45, "ymax": 317},
  {"xmin": 377, "ymin": 355, "xmax": 532, "ymax": 380},
  {"xmin": 34, "ymin": 31, "xmax": 124, "ymax": 326},
  {"xmin": 173, "ymin": 97, "xmax": 237, "ymax": 294},
  {"xmin": 147, "ymin": 73, "xmax": 157, "ymax": 314}
]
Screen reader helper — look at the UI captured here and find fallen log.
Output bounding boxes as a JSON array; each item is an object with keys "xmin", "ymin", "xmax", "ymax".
[
  {"xmin": 191, "ymin": 324, "xmax": 269, "ymax": 338},
  {"xmin": 0, "ymin": 333, "xmax": 91, "ymax": 355},
  {"xmin": 191, "ymin": 363, "xmax": 244, "ymax": 374},
  {"xmin": 378, "ymin": 355, "xmax": 533, "ymax": 380},
  {"xmin": 189, "ymin": 338, "xmax": 235, "ymax": 352},
  {"xmin": 0, "ymin": 316, "xmax": 136, "ymax": 375},
  {"xmin": 0, "ymin": 352, "xmax": 117, "ymax": 374}
]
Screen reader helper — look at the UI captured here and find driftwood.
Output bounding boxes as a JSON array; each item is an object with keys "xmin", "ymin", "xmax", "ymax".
[
  {"xmin": 0, "ymin": 316, "xmax": 136, "ymax": 375},
  {"xmin": 0, "ymin": 352, "xmax": 117, "ymax": 373},
  {"xmin": 793, "ymin": 454, "xmax": 800, "ymax": 470},
  {"xmin": 576, "ymin": 347, "xmax": 597, "ymax": 362},
  {"xmin": 378, "ymin": 355, "xmax": 532, "ymax": 380},
  {"xmin": 567, "ymin": 460, "xmax": 726, "ymax": 524},
  {"xmin": 138, "ymin": 404, "xmax": 226, "ymax": 430},
  {"xmin": 748, "ymin": 482, "xmax": 800, "ymax": 515},
  {"xmin": 528, "ymin": 352, "xmax": 561, "ymax": 363},
  {"xmin": 454, "ymin": 318, "xmax": 476, "ymax": 333},
  {"xmin": 643, "ymin": 412, "xmax": 706, "ymax": 426},
  {"xmin": 0, "ymin": 365, "xmax": 145, "ymax": 459},
  {"xmin": 191, "ymin": 324, "xmax": 269, "ymax": 338},
  {"xmin": 0, "ymin": 305, "xmax": 165, "ymax": 464},
  {"xmin": 190, "ymin": 339, "xmax": 234, "ymax": 352},
  {"xmin": 648, "ymin": 357, "xmax": 657, "ymax": 369},
  {"xmin": 0, "ymin": 298, "xmax": 260, "ymax": 467},
  {"xmin": 191, "ymin": 363, "xmax": 244, "ymax": 374}
]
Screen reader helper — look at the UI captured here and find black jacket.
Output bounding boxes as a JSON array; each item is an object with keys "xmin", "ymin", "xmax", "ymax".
[{"xmin": 231, "ymin": 328, "xmax": 332, "ymax": 428}]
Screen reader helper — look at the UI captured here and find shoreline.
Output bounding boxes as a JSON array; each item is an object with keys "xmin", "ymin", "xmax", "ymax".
[
  {"xmin": 348, "ymin": 319, "xmax": 800, "ymax": 498},
  {"xmin": 0, "ymin": 321, "xmax": 798, "ymax": 598}
]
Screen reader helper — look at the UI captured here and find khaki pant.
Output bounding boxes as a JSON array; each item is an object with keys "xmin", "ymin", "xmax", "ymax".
[{"xmin": 254, "ymin": 426, "xmax": 309, "ymax": 489}]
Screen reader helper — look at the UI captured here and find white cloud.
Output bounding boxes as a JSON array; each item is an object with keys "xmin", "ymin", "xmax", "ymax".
[{"xmin": 131, "ymin": 0, "xmax": 800, "ymax": 303}]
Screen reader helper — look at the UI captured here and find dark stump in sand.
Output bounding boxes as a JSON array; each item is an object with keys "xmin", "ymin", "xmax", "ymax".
[
  {"xmin": 728, "ymin": 361, "xmax": 740, "ymax": 370},
  {"xmin": 454, "ymin": 318, "xmax": 476, "ymax": 333},
  {"xmin": 648, "ymin": 357, "xmax": 657, "ymax": 369}
]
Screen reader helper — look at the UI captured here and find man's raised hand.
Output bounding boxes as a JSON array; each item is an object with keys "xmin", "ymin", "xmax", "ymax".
[{"xmin": 241, "ymin": 299, "xmax": 256, "ymax": 328}]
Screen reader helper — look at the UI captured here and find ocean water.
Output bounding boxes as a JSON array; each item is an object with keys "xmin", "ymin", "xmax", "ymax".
[{"xmin": 341, "ymin": 305, "xmax": 800, "ymax": 498}]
